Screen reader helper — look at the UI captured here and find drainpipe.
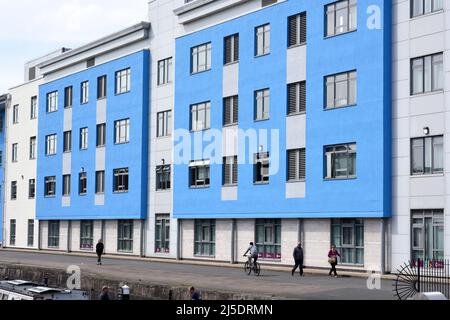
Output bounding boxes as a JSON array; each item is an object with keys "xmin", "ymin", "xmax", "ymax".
[
  {"xmin": 37, "ymin": 220, "xmax": 42, "ymax": 250},
  {"xmin": 67, "ymin": 220, "xmax": 71, "ymax": 253},
  {"xmin": 230, "ymin": 219, "xmax": 236, "ymax": 264},
  {"xmin": 101, "ymin": 220, "xmax": 105, "ymax": 253},
  {"xmin": 176, "ymin": 219, "xmax": 182, "ymax": 260},
  {"xmin": 140, "ymin": 219, "xmax": 145, "ymax": 257},
  {"xmin": 381, "ymin": 219, "xmax": 386, "ymax": 274}
]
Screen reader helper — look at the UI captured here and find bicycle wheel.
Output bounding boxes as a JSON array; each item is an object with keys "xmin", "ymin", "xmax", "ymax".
[
  {"xmin": 254, "ymin": 262, "xmax": 261, "ymax": 276},
  {"xmin": 244, "ymin": 261, "xmax": 252, "ymax": 275}
]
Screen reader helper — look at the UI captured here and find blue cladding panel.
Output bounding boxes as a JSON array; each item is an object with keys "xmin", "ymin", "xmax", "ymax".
[
  {"xmin": 173, "ymin": 0, "xmax": 391, "ymax": 219},
  {"xmin": 36, "ymin": 50, "xmax": 150, "ymax": 220}
]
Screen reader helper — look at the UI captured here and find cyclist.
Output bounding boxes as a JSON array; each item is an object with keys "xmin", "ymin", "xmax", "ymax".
[{"xmin": 243, "ymin": 242, "xmax": 259, "ymax": 266}]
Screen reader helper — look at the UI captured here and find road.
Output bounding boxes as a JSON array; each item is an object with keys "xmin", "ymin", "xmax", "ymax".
[{"xmin": 0, "ymin": 250, "xmax": 396, "ymax": 300}]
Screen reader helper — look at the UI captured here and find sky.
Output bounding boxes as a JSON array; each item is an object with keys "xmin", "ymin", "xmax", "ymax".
[{"xmin": 0, "ymin": 0, "xmax": 149, "ymax": 93}]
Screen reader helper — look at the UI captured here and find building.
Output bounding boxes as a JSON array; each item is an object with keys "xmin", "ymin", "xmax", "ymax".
[{"xmin": 0, "ymin": 94, "xmax": 7, "ymax": 247}]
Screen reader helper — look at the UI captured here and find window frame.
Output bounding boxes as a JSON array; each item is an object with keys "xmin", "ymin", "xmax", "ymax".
[
  {"xmin": 80, "ymin": 220, "xmax": 94, "ymax": 250},
  {"xmin": 29, "ymin": 136, "xmax": 36, "ymax": 160},
  {"xmin": 255, "ymin": 219, "xmax": 282, "ymax": 260},
  {"xmin": 48, "ymin": 220, "xmax": 60, "ymax": 248},
  {"xmin": 11, "ymin": 143, "xmax": 18, "ymax": 162},
  {"xmin": 45, "ymin": 134, "xmax": 57, "ymax": 156},
  {"xmin": 155, "ymin": 214, "xmax": 171, "ymax": 253},
  {"xmin": 97, "ymin": 75, "xmax": 107, "ymax": 100},
  {"xmin": 255, "ymin": 24, "xmax": 271, "ymax": 57},
  {"xmin": 64, "ymin": 86, "xmax": 73, "ymax": 109},
  {"xmin": 254, "ymin": 152, "xmax": 270, "ymax": 184},
  {"xmin": 95, "ymin": 171, "xmax": 105, "ymax": 194},
  {"xmin": 410, "ymin": 0, "xmax": 444, "ymax": 18},
  {"xmin": 79, "ymin": 172, "xmax": 87, "ymax": 196},
  {"xmin": 411, "ymin": 135, "xmax": 444, "ymax": 176},
  {"xmin": 157, "ymin": 110, "xmax": 172, "ymax": 138},
  {"xmin": 117, "ymin": 220, "xmax": 134, "ymax": 252},
  {"xmin": 156, "ymin": 165, "xmax": 171, "ymax": 191},
  {"xmin": 287, "ymin": 81, "xmax": 306, "ymax": 115},
  {"xmin": 287, "ymin": 148, "xmax": 306, "ymax": 182},
  {"xmin": 113, "ymin": 168, "xmax": 129, "ymax": 193},
  {"xmin": 11, "ymin": 181, "xmax": 17, "ymax": 200},
  {"xmin": 157, "ymin": 57, "xmax": 173, "ymax": 85},
  {"xmin": 324, "ymin": 143, "xmax": 357, "ymax": 180},
  {"xmin": 190, "ymin": 102, "xmax": 211, "ymax": 132},
  {"xmin": 288, "ymin": 12, "xmax": 307, "ymax": 48},
  {"xmin": 63, "ymin": 174, "xmax": 71, "ymax": 196},
  {"xmin": 30, "ymin": 96, "xmax": 37, "ymax": 119},
  {"xmin": 96, "ymin": 123, "xmax": 106, "ymax": 147},
  {"xmin": 79, "ymin": 127, "xmax": 88, "ymax": 150},
  {"xmin": 325, "ymin": 0, "xmax": 357, "ymax": 38},
  {"xmin": 254, "ymin": 89, "xmax": 270, "ymax": 121},
  {"xmin": 27, "ymin": 219, "xmax": 34, "ymax": 247},
  {"xmin": 28, "ymin": 178, "xmax": 36, "ymax": 199},
  {"xmin": 114, "ymin": 118, "xmax": 130, "ymax": 144},
  {"xmin": 223, "ymin": 95, "xmax": 238, "ymax": 126},
  {"xmin": 224, "ymin": 33, "xmax": 239, "ymax": 65},
  {"xmin": 410, "ymin": 53, "xmax": 443, "ymax": 95},
  {"xmin": 191, "ymin": 43, "xmax": 212, "ymax": 74},
  {"xmin": 10, "ymin": 219, "xmax": 16, "ymax": 246},
  {"xmin": 80, "ymin": 81, "xmax": 89, "ymax": 104},
  {"xmin": 325, "ymin": 70, "xmax": 357, "ymax": 110},
  {"xmin": 189, "ymin": 161, "xmax": 211, "ymax": 188},
  {"xmin": 46, "ymin": 91, "xmax": 58, "ymax": 113},
  {"xmin": 223, "ymin": 156, "xmax": 238, "ymax": 186},
  {"xmin": 63, "ymin": 130, "xmax": 72, "ymax": 153},
  {"xmin": 194, "ymin": 219, "xmax": 216, "ymax": 257},
  {"xmin": 331, "ymin": 218, "xmax": 364, "ymax": 265},
  {"xmin": 44, "ymin": 176, "xmax": 56, "ymax": 198},
  {"xmin": 115, "ymin": 68, "xmax": 131, "ymax": 95}
]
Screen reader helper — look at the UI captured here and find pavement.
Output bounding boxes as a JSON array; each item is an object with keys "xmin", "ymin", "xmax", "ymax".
[{"xmin": 0, "ymin": 249, "xmax": 397, "ymax": 300}]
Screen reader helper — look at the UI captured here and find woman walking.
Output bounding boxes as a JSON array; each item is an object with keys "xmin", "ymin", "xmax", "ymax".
[{"xmin": 328, "ymin": 245, "xmax": 341, "ymax": 278}]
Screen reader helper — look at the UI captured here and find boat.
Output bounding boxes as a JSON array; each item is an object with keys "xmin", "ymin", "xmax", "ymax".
[{"xmin": 0, "ymin": 280, "xmax": 89, "ymax": 300}]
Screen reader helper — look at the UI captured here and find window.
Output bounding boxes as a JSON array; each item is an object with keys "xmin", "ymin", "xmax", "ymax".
[
  {"xmin": 331, "ymin": 219, "xmax": 364, "ymax": 265},
  {"xmin": 63, "ymin": 131, "xmax": 72, "ymax": 153},
  {"xmin": 10, "ymin": 220, "xmax": 16, "ymax": 246},
  {"xmin": 157, "ymin": 111, "xmax": 172, "ymax": 137},
  {"xmin": 114, "ymin": 119, "xmax": 130, "ymax": 144},
  {"xmin": 262, "ymin": 0, "xmax": 278, "ymax": 6},
  {"xmin": 29, "ymin": 137, "xmax": 36, "ymax": 159},
  {"xmin": 411, "ymin": 209, "xmax": 444, "ymax": 261},
  {"xmin": 27, "ymin": 220, "xmax": 34, "ymax": 247},
  {"xmin": 80, "ymin": 221, "xmax": 94, "ymax": 250},
  {"xmin": 115, "ymin": 68, "xmax": 131, "ymax": 94},
  {"xmin": 156, "ymin": 165, "xmax": 171, "ymax": 191},
  {"xmin": 63, "ymin": 175, "xmax": 71, "ymax": 196},
  {"xmin": 411, "ymin": 53, "xmax": 443, "ymax": 95},
  {"xmin": 255, "ymin": 89, "xmax": 270, "ymax": 121},
  {"xmin": 45, "ymin": 176, "xmax": 56, "ymax": 197},
  {"xmin": 47, "ymin": 91, "xmax": 58, "ymax": 112},
  {"xmin": 287, "ymin": 149, "xmax": 306, "ymax": 181},
  {"xmin": 190, "ymin": 102, "xmax": 210, "ymax": 131},
  {"xmin": 64, "ymin": 86, "xmax": 73, "ymax": 108},
  {"xmin": 194, "ymin": 220, "xmax": 215, "ymax": 257},
  {"xmin": 287, "ymin": 81, "xmax": 306, "ymax": 115},
  {"xmin": 155, "ymin": 214, "xmax": 170, "ymax": 253},
  {"xmin": 288, "ymin": 12, "xmax": 307, "ymax": 47},
  {"xmin": 30, "ymin": 96, "xmax": 37, "ymax": 119},
  {"xmin": 326, "ymin": 71, "xmax": 357, "ymax": 109},
  {"xmin": 255, "ymin": 24, "xmax": 270, "ymax": 56},
  {"xmin": 12, "ymin": 105, "xmax": 19, "ymax": 123},
  {"xmin": 46, "ymin": 134, "xmax": 57, "ymax": 156},
  {"xmin": 118, "ymin": 220, "xmax": 133, "ymax": 252},
  {"xmin": 158, "ymin": 58, "xmax": 173, "ymax": 85},
  {"xmin": 95, "ymin": 171, "xmax": 105, "ymax": 194},
  {"xmin": 0, "ymin": 151, "xmax": 2, "ymax": 166},
  {"xmin": 96, "ymin": 123, "xmax": 106, "ymax": 147},
  {"xmin": 325, "ymin": 143, "xmax": 357, "ymax": 179},
  {"xmin": 411, "ymin": 0, "xmax": 443, "ymax": 17},
  {"xmin": 86, "ymin": 57, "xmax": 95, "ymax": 68},
  {"xmin": 11, "ymin": 181, "xmax": 17, "ymax": 200},
  {"xmin": 223, "ymin": 96, "xmax": 238, "ymax": 126},
  {"xmin": 12, "ymin": 143, "xmax": 18, "ymax": 162},
  {"xmin": 48, "ymin": 221, "xmax": 60, "ymax": 248},
  {"xmin": 113, "ymin": 168, "xmax": 129, "ymax": 193},
  {"xmin": 189, "ymin": 160, "xmax": 210, "ymax": 188},
  {"xmin": 256, "ymin": 219, "xmax": 281, "ymax": 260},
  {"xmin": 81, "ymin": 81, "xmax": 89, "ymax": 104},
  {"xmin": 191, "ymin": 43, "xmax": 212, "ymax": 74},
  {"xmin": 97, "ymin": 75, "xmax": 107, "ymax": 99},
  {"xmin": 224, "ymin": 34, "xmax": 239, "ymax": 64},
  {"xmin": 254, "ymin": 152, "xmax": 270, "ymax": 184},
  {"xmin": 411, "ymin": 136, "xmax": 444, "ymax": 175},
  {"xmin": 80, "ymin": 127, "xmax": 88, "ymax": 150},
  {"xmin": 29, "ymin": 67, "xmax": 36, "ymax": 81},
  {"xmin": 79, "ymin": 172, "xmax": 87, "ymax": 195},
  {"xmin": 29, "ymin": 179, "xmax": 35, "ymax": 199},
  {"xmin": 223, "ymin": 156, "xmax": 238, "ymax": 186},
  {"xmin": 326, "ymin": 0, "xmax": 357, "ymax": 37}
]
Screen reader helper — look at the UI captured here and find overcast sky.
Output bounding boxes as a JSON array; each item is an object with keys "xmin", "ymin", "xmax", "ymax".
[{"xmin": 0, "ymin": 0, "xmax": 149, "ymax": 93}]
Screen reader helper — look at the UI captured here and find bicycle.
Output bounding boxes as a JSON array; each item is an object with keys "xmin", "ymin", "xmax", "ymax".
[{"xmin": 244, "ymin": 255, "xmax": 261, "ymax": 276}]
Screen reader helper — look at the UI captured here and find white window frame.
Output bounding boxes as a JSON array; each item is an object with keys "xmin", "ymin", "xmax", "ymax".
[
  {"xmin": 115, "ymin": 68, "xmax": 131, "ymax": 94},
  {"xmin": 114, "ymin": 118, "xmax": 130, "ymax": 144}
]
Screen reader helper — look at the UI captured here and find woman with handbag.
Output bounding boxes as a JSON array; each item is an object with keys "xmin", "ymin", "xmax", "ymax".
[{"xmin": 328, "ymin": 245, "xmax": 341, "ymax": 278}]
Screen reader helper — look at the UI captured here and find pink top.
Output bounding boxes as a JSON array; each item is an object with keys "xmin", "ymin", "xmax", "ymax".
[{"xmin": 328, "ymin": 250, "xmax": 341, "ymax": 258}]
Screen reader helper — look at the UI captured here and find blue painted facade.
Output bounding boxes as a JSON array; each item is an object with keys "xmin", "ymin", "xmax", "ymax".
[
  {"xmin": 0, "ymin": 98, "xmax": 6, "ymax": 243},
  {"xmin": 36, "ymin": 50, "xmax": 150, "ymax": 221},
  {"xmin": 173, "ymin": 0, "xmax": 391, "ymax": 219}
]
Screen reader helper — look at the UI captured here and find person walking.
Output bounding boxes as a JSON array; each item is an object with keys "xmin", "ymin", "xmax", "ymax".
[
  {"xmin": 96, "ymin": 239, "xmax": 104, "ymax": 265},
  {"xmin": 328, "ymin": 245, "xmax": 341, "ymax": 278},
  {"xmin": 99, "ymin": 286, "xmax": 110, "ymax": 300},
  {"xmin": 292, "ymin": 242, "xmax": 304, "ymax": 276}
]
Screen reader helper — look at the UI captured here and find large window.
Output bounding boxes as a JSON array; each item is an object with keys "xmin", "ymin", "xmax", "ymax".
[
  {"xmin": 411, "ymin": 136, "xmax": 443, "ymax": 175},
  {"xmin": 331, "ymin": 219, "xmax": 364, "ymax": 265},
  {"xmin": 115, "ymin": 68, "xmax": 131, "ymax": 94},
  {"xmin": 325, "ymin": 143, "xmax": 357, "ymax": 179},
  {"xmin": 411, "ymin": 0, "xmax": 443, "ymax": 18},
  {"xmin": 190, "ymin": 102, "xmax": 210, "ymax": 132},
  {"xmin": 113, "ymin": 168, "xmax": 129, "ymax": 193},
  {"xmin": 155, "ymin": 214, "xmax": 170, "ymax": 253},
  {"xmin": 45, "ymin": 176, "xmax": 56, "ymax": 197},
  {"xmin": 63, "ymin": 175, "xmax": 71, "ymax": 196},
  {"xmin": 12, "ymin": 105, "xmax": 19, "ymax": 124},
  {"xmin": 29, "ymin": 137, "xmax": 36, "ymax": 159},
  {"xmin": 326, "ymin": 71, "xmax": 357, "ymax": 109},
  {"xmin": 27, "ymin": 220, "xmax": 34, "ymax": 247},
  {"xmin": 287, "ymin": 149, "xmax": 306, "ymax": 181},
  {"xmin": 79, "ymin": 172, "xmax": 87, "ymax": 195},
  {"xmin": 157, "ymin": 110, "xmax": 172, "ymax": 137},
  {"xmin": 80, "ymin": 220, "xmax": 94, "ymax": 250},
  {"xmin": 223, "ymin": 96, "xmax": 238, "ymax": 126},
  {"xmin": 255, "ymin": 24, "xmax": 270, "ymax": 56},
  {"xmin": 288, "ymin": 12, "xmax": 307, "ymax": 47},
  {"xmin": 29, "ymin": 179, "xmax": 35, "ymax": 199},
  {"xmin": 158, "ymin": 58, "xmax": 173, "ymax": 85},
  {"xmin": 80, "ymin": 127, "xmax": 88, "ymax": 150},
  {"xmin": 11, "ymin": 181, "xmax": 17, "ymax": 200},
  {"xmin": 64, "ymin": 86, "xmax": 73, "ymax": 108},
  {"xmin": 81, "ymin": 81, "xmax": 89, "ymax": 104},
  {"xmin": 256, "ymin": 219, "xmax": 281, "ymax": 260},
  {"xmin": 95, "ymin": 171, "xmax": 105, "ymax": 194},
  {"xmin": 189, "ymin": 160, "xmax": 210, "ymax": 188},
  {"xmin": 224, "ymin": 34, "xmax": 239, "ymax": 64},
  {"xmin": 412, "ymin": 209, "xmax": 444, "ymax": 261},
  {"xmin": 10, "ymin": 220, "xmax": 16, "ymax": 246},
  {"xmin": 46, "ymin": 134, "xmax": 57, "ymax": 156},
  {"xmin": 223, "ymin": 156, "xmax": 238, "ymax": 186},
  {"xmin": 118, "ymin": 220, "xmax": 133, "ymax": 252},
  {"xmin": 114, "ymin": 119, "xmax": 130, "ymax": 144},
  {"xmin": 254, "ymin": 152, "xmax": 270, "ymax": 184},
  {"xmin": 97, "ymin": 75, "xmax": 107, "ymax": 99},
  {"xmin": 96, "ymin": 123, "xmax": 106, "ymax": 147},
  {"xmin": 156, "ymin": 165, "xmax": 171, "ymax": 191},
  {"xmin": 326, "ymin": 0, "xmax": 357, "ymax": 37},
  {"xmin": 48, "ymin": 221, "xmax": 60, "ymax": 248},
  {"xmin": 30, "ymin": 96, "xmax": 37, "ymax": 119},
  {"xmin": 411, "ymin": 53, "xmax": 443, "ymax": 95},
  {"xmin": 194, "ymin": 220, "xmax": 215, "ymax": 257},
  {"xmin": 191, "ymin": 43, "xmax": 212, "ymax": 74},
  {"xmin": 255, "ymin": 89, "xmax": 270, "ymax": 121},
  {"xmin": 63, "ymin": 131, "xmax": 72, "ymax": 153},
  {"xmin": 288, "ymin": 81, "xmax": 306, "ymax": 115},
  {"xmin": 47, "ymin": 91, "xmax": 58, "ymax": 113},
  {"xmin": 11, "ymin": 143, "xmax": 18, "ymax": 162}
]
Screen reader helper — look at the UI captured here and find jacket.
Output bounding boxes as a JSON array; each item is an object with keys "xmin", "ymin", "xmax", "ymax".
[
  {"xmin": 96, "ymin": 242, "xmax": 104, "ymax": 254},
  {"xmin": 293, "ymin": 247, "xmax": 304, "ymax": 261}
]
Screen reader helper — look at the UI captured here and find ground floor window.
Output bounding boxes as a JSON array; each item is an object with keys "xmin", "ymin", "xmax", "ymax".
[
  {"xmin": 331, "ymin": 219, "xmax": 364, "ymax": 265},
  {"xmin": 255, "ymin": 219, "xmax": 281, "ymax": 260},
  {"xmin": 10, "ymin": 220, "xmax": 16, "ymax": 246},
  {"xmin": 155, "ymin": 215, "xmax": 170, "ymax": 253},
  {"xmin": 194, "ymin": 220, "xmax": 215, "ymax": 257},
  {"xmin": 118, "ymin": 220, "xmax": 133, "ymax": 252},
  {"xmin": 80, "ymin": 220, "xmax": 94, "ymax": 250},
  {"xmin": 48, "ymin": 221, "xmax": 60, "ymax": 248},
  {"xmin": 27, "ymin": 220, "xmax": 34, "ymax": 247},
  {"xmin": 412, "ymin": 209, "xmax": 444, "ymax": 261}
]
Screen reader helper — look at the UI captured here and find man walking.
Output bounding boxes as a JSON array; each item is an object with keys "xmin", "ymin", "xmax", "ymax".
[
  {"xmin": 96, "ymin": 239, "xmax": 104, "ymax": 265},
  {"xmin": 292, "ymin": 242, "xmax": 304, "ymax": 276}
]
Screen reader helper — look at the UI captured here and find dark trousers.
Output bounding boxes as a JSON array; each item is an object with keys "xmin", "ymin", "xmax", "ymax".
[
  {"xmin": 292, "ymin": 259, "xmax": 304, "ymax": 275},
  {"xmin": 97, "ymin": 253, "xmax": 102, "ymax": 264},
  {"xmin": 329, "ymin": 262, "xmax": 338, "ymax": 276}
]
